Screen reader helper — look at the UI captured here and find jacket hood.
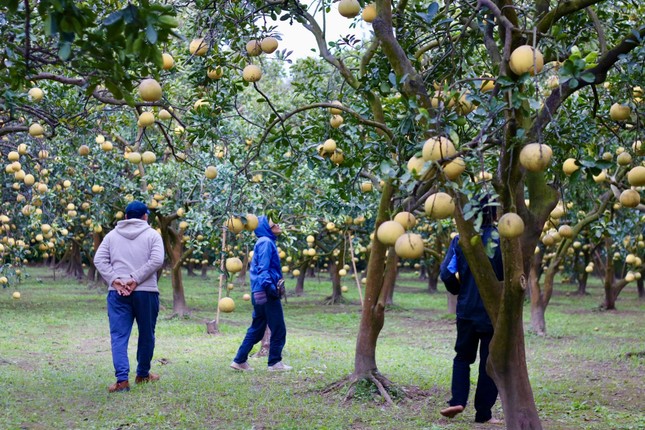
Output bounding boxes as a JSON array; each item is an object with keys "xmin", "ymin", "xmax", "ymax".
[
  {"xmin": 115, "ymin": 218, "xmax": 151, "ymax": 240},
  {"xmin": 254, "ymin": 216, "xmax": 276, "ymax": 240}
]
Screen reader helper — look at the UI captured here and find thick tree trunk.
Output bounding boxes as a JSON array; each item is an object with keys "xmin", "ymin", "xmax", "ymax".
[
  {"xmin": 603, "ymin": 237, "xmax": 617, "ymax": 310},
  {"xmin": 201, "ymin": 264, "xmax": 208, "ymax": 279},
  {"xmin": 637, "ymin": 277, "xmax": 644, "ymax": 299},
  {"xmin": 186, "ymin": 260, "xmax": 196, "ymax": 277},
  {"xmin": 326, "ymin": 261, "xmax": 343, "ymax": 304},
  {"xmin": 295, "ymin": 259, "xmax": 309, "ymax": 296},
  {"xmin": 426, "ymin": 261, "xmax": 439, "ymax": 293},
  {"xmin": 171, "ymin": 262, "xmax": 187, "ymax": 316},
  {"xmin": 56, "ymin": 241, "xmax": 84, "ymax": 280},
  {"xmin": 157, "ymin": 214, "xmax": 189, "ymax": 317},
  {"xmin": 353, "ymin": 182, "xmax": 394, "ymax": 377}
]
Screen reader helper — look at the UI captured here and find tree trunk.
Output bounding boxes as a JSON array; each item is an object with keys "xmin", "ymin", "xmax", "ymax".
[
  {"xmin": 603, "ymin": 236, "xmax": 617, "ymax": 310},
  {"xmin": 383, "ymin": 250, "xmax": 398, "ymax": 305},
  {"xmin": 56, "ymin": 241, "xmax": 85, "ymax": 280},
  {"xmin": 326, "ymin": 261, "xmax": 343, "ymax": 304},
  {"xmin": 426, "ymin": 261, "xmax": 439, "ymax": 293},
  {"xmin": 295, "ymin": 259, "xmax": 309, "ymax": 296},
  {"xmin": 157, "ymin": 213, "xmax": 190, "ymax": 317},
  {"xmin": 186, "ymin": 260, "xmax": 196, "ymax": 277},
  {"xmin": 201, "ymin": 264, "xmax": 208, "ymax": 279},
  {"xmin": 637, "ymin": 277, "xmax": 644, "ymax": 299},
  {"xmin": 353, "ymin": 182, "xmax": 394, "ymax": 377},
  {"xmin": 171, "ymin": 263, "xmax": 187, "ymax": 315}
]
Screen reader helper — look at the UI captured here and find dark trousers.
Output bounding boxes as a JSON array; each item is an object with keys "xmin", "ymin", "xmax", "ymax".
[
  {"xmin": 449, "ymin": 318, "xmax": 498, "ymax": 423},
  {"xmin": 107, "ymin": 291, "xmax": 159, "ymax": 382},
  {"xmin": 233, "ymin": 297, "xmax": 286, "ymax": 366}
]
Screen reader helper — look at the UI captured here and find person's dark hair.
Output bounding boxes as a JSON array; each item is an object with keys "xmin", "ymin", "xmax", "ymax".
[{"xmin": 478, "ymin": 194, "xmax": 498, "ymax": 226}]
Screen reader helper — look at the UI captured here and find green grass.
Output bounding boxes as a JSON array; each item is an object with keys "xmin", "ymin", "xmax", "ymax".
[{"xmin": 1, "ymin": 267, "xmax": 644, "ymax": 429}]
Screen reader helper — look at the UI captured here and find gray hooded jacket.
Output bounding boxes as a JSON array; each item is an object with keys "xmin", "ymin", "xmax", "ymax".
[{"xmin": 94, "ymin": 218, "xmax": 165, "ymax": 293}]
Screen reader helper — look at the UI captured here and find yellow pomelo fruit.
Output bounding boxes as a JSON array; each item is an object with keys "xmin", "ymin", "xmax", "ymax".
[
  {"xmin": 609, "ymin": 103, "xmax": 631, "ymax": 121},
  {"xmin": 226, "ymin": 257, "xmax": 243, "ymax": 273},
  {"xmin": 619, "ymin": 189, "xmax": 640, "ymax": 208},
  {"xmin": 338, "ymin": 0, "xmax": 360, "ymax": 18},
  {"xmin": 242, "ymin": 65, "xmax": 262, "ymax": 82},
  {"xmin": 393, "ymin": 211, "xmax": 416, "ymax": 230},
  {"xmin": 520, "ymin": 143, "xmax": 552, "ymax": 172},
  {"xmin": 138, "ymin": 78, "xmax": 162, "ymax": 102},
  {"xmin": 226, "ymin": 216, "xmax": 244, "ymax": 234},
  {"xmin": 8, "ymin": 151, "xmax": 19, "ymax": 161},
  {"xmin": 207, "ymin": 67, "xmax": 224, "ymax": 79},
  {"xmin": 28, "ymin": 87, "xmax": 44, "ymax": 102},
  {"xmin": 205, "ymin": 165, "xmax": 218, "ymax": 179},
  {"xmin": 306, "ymin": 235, "xmax": 315, "ymax": 243},
  {"xmin": 592, "ymin": 169, "xmax": 607, "ymax": 183},
  {"xmin": 627, "ymin": 166, "xmax": 645, "ymax": 186},
  {"xmin": 245, "ymin": 214, "xmax": 259, "ymax": 231},
  {"xmin": 101, "ymin": 141, "xmax": 113, "ymax": 151},
  {"xmin": 158, "ymin": 109, "xmax": 172, "ymax": 120},
  {"xmin": 23, "ymin": 174, "xmax": 35, "ymax": 186},
  {"xmin": 246, "ymin": 40, "xmax": 262, "ymax": 56},
  {"xmin": 29, "ymin": 123, "xmax": 44, "ymax": 137},
  {"xmin": 558, "ymin": 224, "xmax": 574, "ymax": 239},
  {"xmin": 242, "ymin": 293, "xmax": 251, "ymax": 301},
  {"xmin": 509, "ymin": 45, "xmax": 544, "ymax": 75},
  {"xmin": 12, "ymin": 291, "xmax": 20, "ymax": 299},
  {"xmin": 425, "ymin": 192, "xmax": 455, "ymax": 219},
  {"xmin": 189, "ymin": 38, "xmax": 208, "ymax": 56},
  {"xmin": 218, "ymin": 297, "xmax": 235, "ymax": 313},
  {"xmin": 329, "ymin": 100, "xmax": 343, "ymax": 115},
  {"xmin": 128, "ymin": 151, "xmax": 142, "ymax": 164},
  {"xmin": 162, "ymin": 53, "xmax": 174, "ymax": 70},
  {"xmin": 323, "ymin": 139, "xmax": 337, "ymax": 154},
  {"xmin": 141, "ymin": 151, "xmax": 156, "ymax": 164},
  {"xmin": 377, "ymin": 221, "xmax": 405, "ymax": 245},
  {"xmin": 330, "ymin": 150, "xmax": 345, "ymax": 165},
  {"xmin": 360, "ymin": 182, "xmax": 373, "ymax": 192},
  {"xmin": 394, "ymin": 233, "xmax": 425, "ymax": 259},
  {"xmin": 330, "ymin": 115, "xmax": 344, "ymax": 128},
  {"xmin": 138, "ymin": 111, "xmax": 155, "ymax": 127},
  {"xmin": 616, "ymin": 152, "xmax": 632, "ymax": 166},
  {"xmin": 260, "ymin": 37, "xmax": 279, "ymax": 54},
  {"xmin": 407, "ymin": 156, "xmax": 427, "ymax": 178},
  {"xmin": 480, "ymin": 76, "xmax": 495, "ymax": 92},
  {"xmin": 422, "ymin": 136, "xmax": 456, "ymax": 161},
  {"xmin": 362, "ymin": 3, "xmax": 377, "ymax": 22},
  {"xmin": 562, "ymin": 158, "xmax": 579, "ymax": 175},
  {"xmin": 78, "ymin": 144, "xmax": 90, "ymax": 156},
  {"xmin": 498, "ymin": 213, "xmax": 525, "ymax": 239},
  {"xmin": 442, "ymin": 157, "xmax": 466, "ymax": 180}
]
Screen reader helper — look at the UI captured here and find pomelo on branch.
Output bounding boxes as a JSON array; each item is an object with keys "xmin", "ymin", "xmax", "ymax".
[
  {"xmin": 245, "ymin": 214, "xmax": 259, "ymax": 231},
  {"xmin": 28, "ymin": 87, "xmax": 44, "ymax": 102},
  {"xmin": 360, "ymin": 182, "xmax": 373, "ymax": 192},
  {"xmin": 28, "ymin": 123, "xmax": 44, "ymax": 137},
  {"xmin": 558, "ymin": 225, "xmax": 574, "ymax": 239},
  {"xmin": 7, "ymin": 151, "xmax": 19, "ymax": 161},
  {"xmin": 617, "ymin": 152, "xmax": 632, "ymax": 166},
  {"xmin": 205, "ymin": 165, "xmax": 218, "ymax": 179},
  {"xmin": 101, "ymin": 141, "xmax": 113, "ymax": 151},
  {"xmin": 158, "ymin": 109, "xmax": 172, "ymax": 120},
  {"xmin": 619, "ymin": 189, "xmax": 641, "ymax": 208},
  {"xmin": 218, "ymin": 297, "xmax": 235, "ymax": 313},
  {"xmin": 322, "ymin": 139, "xmax": 337, "ymax": 154},
  {"xmin": 226, "ymin": 216, "xmax": 244, "ymax": 234},
  {"xmin": 330, "ymin": 115, "xmax": 344, "ymax": 128},
  {"xmin": 78, "ymin": 145, "xmax": 90, "ymax": 156},
  {"xmin": 138, "ymin": 78, "xmax": 162, "ymax": 102},
  {"xmin": 442, "ymin": 157, "xmax": 466, "ymax": 180},
  {"xmin": 609, "ymin": 103, "xmax": 631, "ymax": 121},
  {"xmin": 562, "ymin": 158, "xmax": 579, "ymax": 175},
  {"xmin": 138, "ymin": 111, "xmax": 155, "ymax": 127},
  {"xmin": 207, "ymin": 67, "xmax": 224, "ymax": 79},
  {"xmin": 189, "ymin": 38, "xmax": 208, "ymax": 56},
  {"xmin": 425, "ymin": 192, "xmax": 455, "ymax": 219},
  {"xmin": 498, "ymin": 213, "xmax": 525, "ymax": 239},
  {"xmin": 260, "ymin": 37, "xmax": 279, "ymax": 54},
  {"xmin": 394, "ymin": 233, "xmax": 425, "ymax": 259},
  {"xmin": 128, "ymin": 151, "xmax": 142, "ymax": 164},
  {"xmin": 246, "ymin": 40, "xmax": 262, "ymax": 56},
  {"xmin": 376, "ymin": 221, "xmax": 405, "ymax": 245},
  {"xmin": 592, "ymin": 169, "xmax": 607, "ymax": 183},
  {"xmin": 338, "ymin": 0, "xmax": 360, "ymax": 18},
  {"xmin": 627, "ymin": 166, "xmax": 645, "ymax": 186},
  {"xmin": 509, "ymin": 45, "xmax": 544, "ymax": 75},
  {"xmin": 226, "ymin": 257, "xmax": 243, "ymax": 273},
  {"xmin": 162, "ymin": 53, "xmax": 174, "ymax": 70},
  {"xmin": 242, "ymin": 65, "xmax": 262, "ymax": 82},
  {"xmin": 393, "ymin": 211, "xmax": 416, "ymax": 230},
  {"xmin": 329, "ymin": 100, "xmax": 343, "ymax": 115},
  {"xmin": 422, "ymin": 136, "xmax": 456, "ymax": 161},
  {"xmin": 141, "ymin": 151, "xmax": 156, "ymax": 164},
  {"xmin": 520, "ymin": 143, "xmax": 552, "ymax": 172},
  {"xmin": 362, "ymin": 3, "xmax": 377, "ymax": 22}
]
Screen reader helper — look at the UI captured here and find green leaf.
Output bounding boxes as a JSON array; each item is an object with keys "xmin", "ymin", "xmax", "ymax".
[
  {"xmin": 146, "ymin": 23, "xmax": 158, "ymax": 44},
  {"xmin": 580, "ymin": 72, "xmax": 595, "ymax": 84},
  {"xmin": 58, "ymin": 41, "xmax": 72, "ymax": 61},
  {"xmin": 103, "ymin": 10, "xmax": 123, "ymax": 26},
  {"xmin": 104, "ymin": 80, "xmax": 123, "ymax": 99}
]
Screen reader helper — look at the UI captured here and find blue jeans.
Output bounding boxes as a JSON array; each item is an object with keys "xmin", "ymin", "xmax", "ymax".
[
  {"xmin": 233, "ymin": 297, "xmax": 286, "ymax": 366},
  {"xmin": 107, "ymin": 291, "xmax": 159, "ymax": 382},
  {"xmin": 449, "ymin": 318, "xmax": 498, "ymax": 423}
]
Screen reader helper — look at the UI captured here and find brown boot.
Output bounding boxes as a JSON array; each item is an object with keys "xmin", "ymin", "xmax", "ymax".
[
  {"xmin": 135, "ymin": 373, "xmax": 160, "ymax": 384},
  {"xmin": 108, "ymin": 380, "xmax": 130, "ymax": 393}
]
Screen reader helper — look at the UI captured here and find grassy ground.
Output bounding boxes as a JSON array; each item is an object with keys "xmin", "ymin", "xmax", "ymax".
[{"xmin": 0, "ymin": 266, "xmax": 643, "ymax": 430}]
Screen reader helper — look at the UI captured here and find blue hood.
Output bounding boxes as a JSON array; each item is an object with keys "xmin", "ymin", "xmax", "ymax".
[{"xmin": 255, "ymin": 216, "xmax": 276, "ymax": 241}]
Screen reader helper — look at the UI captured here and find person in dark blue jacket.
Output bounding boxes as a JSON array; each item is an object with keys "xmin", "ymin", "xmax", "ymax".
[
  {"xmin": 439, "ymin": 203, "xmax": 503, "ymax": 424},
  {"xmin": 230, "ymin": 216, "xmax": 292, "ymax": 372}
]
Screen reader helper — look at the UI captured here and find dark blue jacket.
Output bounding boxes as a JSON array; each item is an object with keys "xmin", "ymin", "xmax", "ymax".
[
  {"xmin": 440, "ymin": 226, "xmax": 503, "ymax": 331},
  {"xmin": 249, "ymin": 216, "xmax": 283, "ymax": 296}
]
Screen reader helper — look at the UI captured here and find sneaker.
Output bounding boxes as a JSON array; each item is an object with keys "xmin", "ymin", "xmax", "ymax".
[
  {"xmin": 440, "ymin": 405, "xmax": 464, "ymax": 418},
  {"xmin": 108, "ymin": 380, "xmax": 130, "ymax": 393},
  {"xmin": 230, "ymin": 361, "xmax": 254, "ymax": 371},
  {"xmin": 267, "ymin": 362, "xmax": 292, "ymax": 372},
  {"xmin": 135, "ymin": 373, "xmax": 160, "ymax": 384}
]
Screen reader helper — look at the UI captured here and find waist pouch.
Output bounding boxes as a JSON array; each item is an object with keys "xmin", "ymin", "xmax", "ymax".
[{"xmin": 253, "ymin": 291, "xmax": 268, "ymax": 305}]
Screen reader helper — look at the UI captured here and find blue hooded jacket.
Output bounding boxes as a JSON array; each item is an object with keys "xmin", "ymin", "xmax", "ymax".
[
  {"xmin": 249, "ymin": 216, "xmax": 283, "ymax": 296},
  {"xmin": 440, "ymin": 225, "xmax": 503, "ymax": 331}
]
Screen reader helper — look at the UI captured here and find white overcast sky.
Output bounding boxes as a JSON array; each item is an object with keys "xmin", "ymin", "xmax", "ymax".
[{"xmin": 265, "ymin": 2, "xmax": 372, "ymax": 61}]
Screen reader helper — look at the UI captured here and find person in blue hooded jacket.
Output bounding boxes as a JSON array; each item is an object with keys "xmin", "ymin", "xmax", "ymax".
[
  {"xmin": 230, "ymin": 216, "xmax": 292, "ymax": 372},
  {"xmin": 439, "ymin": 202, "xmax": 503, "ymax": 424}
]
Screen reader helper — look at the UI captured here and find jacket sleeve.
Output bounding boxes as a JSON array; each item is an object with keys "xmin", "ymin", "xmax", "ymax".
[
  {"xmin": 93, "ymin": 234, "xmax": 119, "ymax": 287},
  {"xmin": 440, "ymin": 237, "xmax": 461, "ymax": 295},
  {"xmin": 130, "ymin": 231, "xmax": 165, "ymax": 284}
]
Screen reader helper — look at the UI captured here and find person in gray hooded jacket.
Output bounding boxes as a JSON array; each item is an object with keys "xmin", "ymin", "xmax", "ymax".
[{"xmin": 94, "ymin": 201, "xmax": 165, "ymax": 393}]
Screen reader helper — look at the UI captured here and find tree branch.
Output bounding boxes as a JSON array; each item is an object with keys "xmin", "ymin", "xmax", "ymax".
[{"xmin": 536, "ymin": 0, "xmax": 604, "ymax": 34}]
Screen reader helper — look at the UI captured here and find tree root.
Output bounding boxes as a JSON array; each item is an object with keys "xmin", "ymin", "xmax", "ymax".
[
  {"xmin": 323, "ymin": 294, "xmax": 349, "ymax": 305},
  {"xmin": 321, "ymin": 371, "xmax": 406, "ymax": 406}
]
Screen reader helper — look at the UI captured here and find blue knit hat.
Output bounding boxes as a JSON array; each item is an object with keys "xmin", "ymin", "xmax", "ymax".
[{"xmin": 125, "ymin": 201, "xmax": 150, "ymax": 219}]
